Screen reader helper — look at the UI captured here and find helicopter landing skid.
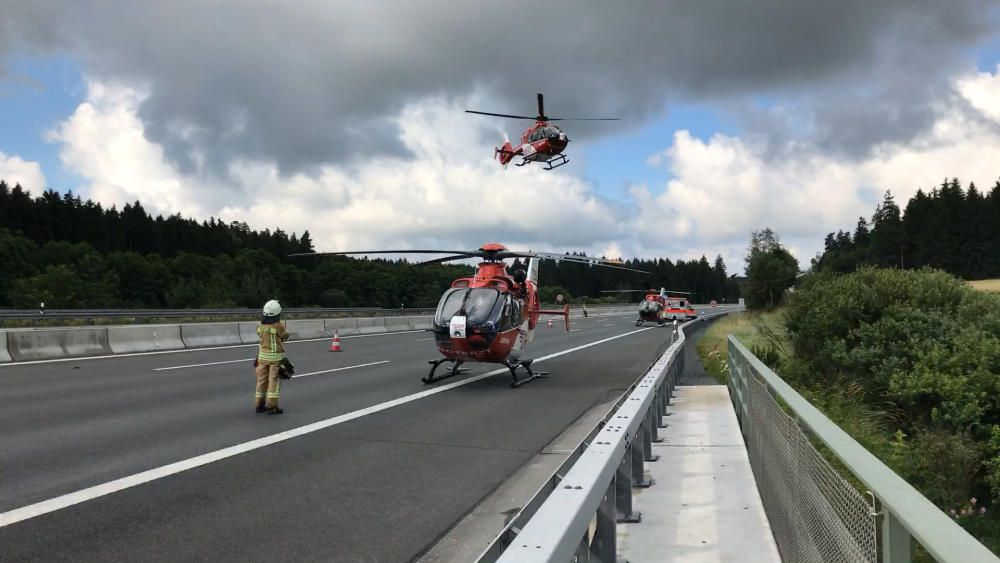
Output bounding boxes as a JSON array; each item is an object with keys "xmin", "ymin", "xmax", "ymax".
[
  {"xmin": 505, "ymin": 358, "xmax": 547, "ymax": 388},
  {"xmin": 423, "ymin": 359, "xmax": 469, "ymax": 384},
  {"xmin": 541, "ymin": 154, "xmax": 569, "ymax": 170},
  {"xmin": 514, "ymin": 154, "xmax": 569, "ymax": 170}
]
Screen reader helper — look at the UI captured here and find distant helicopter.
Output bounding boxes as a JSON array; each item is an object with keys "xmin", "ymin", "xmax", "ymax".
[
  {"xmin": 296, "ymin": 243, "xmax": 646, "ymax": 387},
  {"xmin": 603, "ymin": 288, "xmax": 699, "ymax": 326},
  {"xmin": 466, "ymin": 92, "xmax": 619, "ymax": 170}
]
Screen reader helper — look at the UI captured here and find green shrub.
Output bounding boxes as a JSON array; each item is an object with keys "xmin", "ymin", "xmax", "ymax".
[{"xmin": 785, "ymin": 267, "xmax": 1000, "ymax": 504}]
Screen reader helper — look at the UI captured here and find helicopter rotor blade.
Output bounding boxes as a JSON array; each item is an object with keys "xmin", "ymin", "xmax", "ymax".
[
  {"xmin": 600, "ymin": 289, "xmax": 655, "ymax": 293},
  {"xmin": 510, "ymin": 251, "xmax": 649, "ymax": 274},
  {"xmin": 546, "ymin": 117, "xmax": 621, "ymax": 121},
  {"xmin": 465, "ymin": 110, "xmax": 538, "ymax": 120},
  {"xmin": 537, "ymin": 92, "xmax": 544, "ymax": 120},
  {"xmin": 415, "ymin": 254, "xmax": 480, "ymax": 266},
  {"xmin": 289, "ymin": 249, "xmax": 481, "ymax": 258}
]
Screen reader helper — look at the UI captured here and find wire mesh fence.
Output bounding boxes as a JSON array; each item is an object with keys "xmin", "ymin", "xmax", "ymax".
[{"xmin": 745, "ymin": 372, "xmax": 878, "ymax": 562}]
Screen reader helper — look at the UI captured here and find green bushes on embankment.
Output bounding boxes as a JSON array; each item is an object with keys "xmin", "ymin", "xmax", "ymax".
[{"xmin": 705, "ymin": 267, "xmax": 1000, "ymax": 551}]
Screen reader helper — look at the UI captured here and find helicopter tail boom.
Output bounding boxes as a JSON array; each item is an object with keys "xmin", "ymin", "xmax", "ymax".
[
  {"xmin": 495, "ymin": 137, "xmax": 516, "ymax": 166},
  {"xmin": 535, "ymin": 303, "xmax": 571, "ymax": 332}
]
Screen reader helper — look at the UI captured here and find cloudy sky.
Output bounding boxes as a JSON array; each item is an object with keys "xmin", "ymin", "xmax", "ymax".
[{"xmin": 2, "ymin": 1, "xmax": 1000, "ymax": 272}]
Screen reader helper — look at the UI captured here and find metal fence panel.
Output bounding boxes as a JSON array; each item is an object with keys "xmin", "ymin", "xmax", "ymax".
[{"xmin": 728, "ymin": 335, "xmax": 998, "ymax": 563}]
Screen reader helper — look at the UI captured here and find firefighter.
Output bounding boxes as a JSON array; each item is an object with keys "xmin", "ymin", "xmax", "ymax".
[{"xmin": 255, "ymin": 299, "xmax": 289, "ymax": 415}]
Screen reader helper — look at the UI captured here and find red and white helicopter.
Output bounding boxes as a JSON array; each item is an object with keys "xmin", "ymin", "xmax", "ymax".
[
  {"xmin": 298, "ymin": 243, "xmax": 645, "ymax": 387},
  {"xmin": 603, "ymin": 288, "xmax": 699, "ymax": 326},
  {"xmin": 466, "ymin": 92, "xmax": 619, "ymax": 170}
]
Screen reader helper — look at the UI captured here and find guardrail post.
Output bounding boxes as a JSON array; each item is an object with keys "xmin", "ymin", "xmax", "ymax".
[
  {"xmin": 654, "ymin": 383, "xmax": 666, "ymax": 429},
  {"xmin": 632, "ymin": 427, "xmax": 654, "ymax": 486},
  {"xmin": 616, "ymin": 445, "xmax": 641, "ymax": 522},
  {"xmin": 882, "ymin": 510, "xmax": 912, "ymax": 562},
  {"xmin": 648, "ymin": 403, "xmax": 664, "ymax": 443},
  {"xmin": 642, "ymin": 411, "xmax": 661, "ymax": 459},
  {"xmin": 591, "ymin": 477, "xmax": 619, "ymax": 562}
]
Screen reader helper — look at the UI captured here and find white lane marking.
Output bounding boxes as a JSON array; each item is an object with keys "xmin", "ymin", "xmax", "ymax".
[
  {"xmin": 291, "ymin": 360, "xmax": 390, "ymax": 379},
  {"xmin": 0, "ymin": 330, "xmax": 426, "ymax": 368},
  {"xmin": 569, "ymin": 329, "xmax": 581, "ymax": 332},
  {"xmin": 154, "ymin": 358, "xmax": 254, "ymax": 371},
  {"xmin": 0, "ymin": 326, "xmax": 654, "ymax": 528},
  {"xmin": 415, "ymin": 337, "xmax": 434, "ymax": 341}
]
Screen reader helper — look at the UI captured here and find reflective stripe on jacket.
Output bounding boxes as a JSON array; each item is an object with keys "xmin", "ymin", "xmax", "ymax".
[{"xmin": 257, "ymin": 322, "xmax": 289, "ymax": 362}]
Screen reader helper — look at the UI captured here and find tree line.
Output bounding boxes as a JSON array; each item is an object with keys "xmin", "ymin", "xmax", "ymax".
[
  {"xmin": 814, "ymin": 178, "xmax": 1000, "ymax": 278},
  {"xmin": 0, "ymin": 182, "xmax": 740, "ymax": 309}
]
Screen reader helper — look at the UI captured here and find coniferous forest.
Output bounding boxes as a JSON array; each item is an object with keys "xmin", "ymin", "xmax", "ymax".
[
  {"xmin": 814, "ymin": 178, "xmax": 1000, "ymax": 278},
  {"xmin": 0, "ymin": 181, "xmax": 741, "ymax": 309}
]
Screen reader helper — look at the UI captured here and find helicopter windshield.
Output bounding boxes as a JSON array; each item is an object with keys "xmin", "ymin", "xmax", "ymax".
[
  {"xmin": 434, "ymin": 288, "xmax": 503, "ymax": 329},
  {"xmin": 529, "ymin": 126, "xmax": 563, "ymax": 143},
  {"xmin": 639, "ymin": 300, "xmax": 662, "ymax": 313}
]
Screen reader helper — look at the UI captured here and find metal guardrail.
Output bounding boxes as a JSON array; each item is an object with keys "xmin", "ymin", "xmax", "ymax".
[
  {"xmin": 483, "ymin": 316, "xmax": 705, "ymax": 562},
  {"xmin": 0, "ymin": 303, "xmax": 635, "ymax": 323},
  {"xmin": 0, "ymin": 307, "xmax": 432, "ymax": 321},
  {"xmin": 728, "ymin": 335, "xmax": 999, "ymax": 563}
]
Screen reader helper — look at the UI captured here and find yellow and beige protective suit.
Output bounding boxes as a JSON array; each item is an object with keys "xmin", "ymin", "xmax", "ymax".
[{"xmin": 255, "ymin": 322, "xmax": 289, "ymax": 409}]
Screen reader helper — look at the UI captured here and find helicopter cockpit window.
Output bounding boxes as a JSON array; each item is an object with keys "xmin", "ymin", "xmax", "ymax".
[
  {"xmin": 435, "ymin": 288, "xmax": 466, "ymax": 323},
  {"xmin": 640, "ymin": 300, "xmax": 662, "ymax": 313},
  {"xmin": 434, "ymin": 288, "xmax": 503, "ymax": 330}
]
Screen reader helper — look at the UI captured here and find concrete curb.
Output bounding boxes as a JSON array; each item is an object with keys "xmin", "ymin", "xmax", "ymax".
[
  {"xmin": 356, "ymin": 317, "xmax": 387, "ymax": 335},
  {"xmin": 180, "ymin": 323, "xmax": 243, "ymax": 348},
  {"xmin": 108, "ymin": 325, "xmax": 185, "ymax": 354},
  {"xmin": 7, "ymin": 327, "xmax": 112, "ymax": 361},
  {"xmin": 0, "ymin": 331, "xmax": 10, "ymax": 363}
]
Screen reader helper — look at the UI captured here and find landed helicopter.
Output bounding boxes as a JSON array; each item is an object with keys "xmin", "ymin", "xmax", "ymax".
[
  {"xmin": 603, "ymin": 288, "xmax": 699, "ymax": 326},
  {"xmin": 466, "ymin": 93, "xmax": 618, "ymax": 170},
  {"xmin": 295, "ymin": 243, "xmax": 646, "ymax": 387}
]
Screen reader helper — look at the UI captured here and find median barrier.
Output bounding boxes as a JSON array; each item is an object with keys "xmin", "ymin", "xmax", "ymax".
[
  {"xmin": 384, "ymin": 316, "xmax": 411, "ymax": 332},
  {"xmin": 238, "ymin": 322, "xmax": 259, "ymax": 344},
  {"xmin": 357, "ymin": 317, "xmax": 387, "ymax": 334},
  {"xmin": 108, "ymin": 325, "xmax": 185, "ymax": 354},
  {"xmin": 180, "ymin": 323, "xmax": 242, "ymax": 348},
  {"xmin": 408, "ymin": 316, "xmax": 433, "ymax": 330},
  {"xmin": 286, "ymin": 319, "xmax": 326, "ymax": 340},
  {"xmin": 325, "ymin": 318, "xmax": 360, "ymax": 336},
  {"xmin": 8, "ymin": 327, "xmax": 112, "ymax": 361},
  {"xmin": 0, "ymin": 331, "xmax": 11, "ymax": 362}
]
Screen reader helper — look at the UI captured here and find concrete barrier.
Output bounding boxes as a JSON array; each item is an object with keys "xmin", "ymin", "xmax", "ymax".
[
  {"xmin": 286, "ymin": 319, "xmax": 326, "ymax": 340},
  {"xmin": 108, "ymin": 325, "xmax": 185, "ymax": 354},
  {"xmin": 180, "ymin": 323, "xmax": 242, "ymax": 348},
  {"xmin": 356, "ymin": 317, "xmax": 387, "ymax": 334},
  {"xmin": 325, "ymin": 318, "xmax": 359, "ymax": 336},
  {"xmin": 384, "ymin": 316, "xmax": 411, "ymax": 332},
  {"xmin": 238, "ymin": 322, "xmax": 259, "ymax": 344},
  {"xmin": 409, "ymin": 316, "xmax": 433, "ymax": 330},
  {"xmin": 0, "ymin": 331, "xmax": 11, "ymax": 363},
  {"xmin": 8, "ymin": 327, "xmax": 112, "ymax": 361}
]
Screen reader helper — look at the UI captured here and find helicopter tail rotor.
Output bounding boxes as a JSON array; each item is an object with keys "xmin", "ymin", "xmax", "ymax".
[{"xmin": 495, "ymin": 133, "xmax": 515, "ymax": 167}]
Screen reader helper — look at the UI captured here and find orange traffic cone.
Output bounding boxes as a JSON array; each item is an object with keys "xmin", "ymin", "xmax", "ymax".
[
  {"xmin": 547, "ymin": 318, "xmax": 553, "ymax": 328},
  {"xmin": 329, "ymin": 330, "xmax": 342, "ymax": 352}
]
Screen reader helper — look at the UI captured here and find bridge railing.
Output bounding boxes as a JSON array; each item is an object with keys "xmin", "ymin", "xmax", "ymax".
[
  {"xmin": 728, "ymin": 335, "xmax": 998, "ymax": 563},
  {"xmin": 482, "ymin": 317, "xmax": 695, "ymax": 562}
]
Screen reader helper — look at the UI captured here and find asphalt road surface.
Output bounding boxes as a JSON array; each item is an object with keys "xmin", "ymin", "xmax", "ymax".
[{"xmin": 0, "ymin": 306, "xmax": 735, "ymax": 562}]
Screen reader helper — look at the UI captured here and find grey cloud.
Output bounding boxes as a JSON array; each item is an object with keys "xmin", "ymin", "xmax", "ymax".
[{"xmin": 0, "ymin": 0, "xmax": 996, "ymax": 173}]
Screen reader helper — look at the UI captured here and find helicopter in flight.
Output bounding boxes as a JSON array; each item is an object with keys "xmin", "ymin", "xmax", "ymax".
[
  {"xmin": 603, "ymin": 288, "xmax": 699, "ymax": 326},
  {"xmin": 296, "ymin": 243, "xmax": 646, "ymax": 387},
  {"xmin": 466, "ymin": 92, "xmax": 619, "ymax": 170}
]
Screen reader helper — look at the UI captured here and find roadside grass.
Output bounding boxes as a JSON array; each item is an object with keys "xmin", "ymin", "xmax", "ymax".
[
  {"xmin": 969, "ymin": 279, "xmax": 1000, "ymax": 293},
  {"xmin": 696, "ymin": 309, "xmax": 788, "ymax": 384}
]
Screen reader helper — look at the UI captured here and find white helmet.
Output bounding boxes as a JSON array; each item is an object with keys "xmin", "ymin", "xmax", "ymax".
[{"xmin": 263, "ymin": 299, "xmax": 282, "ymax": 317}]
